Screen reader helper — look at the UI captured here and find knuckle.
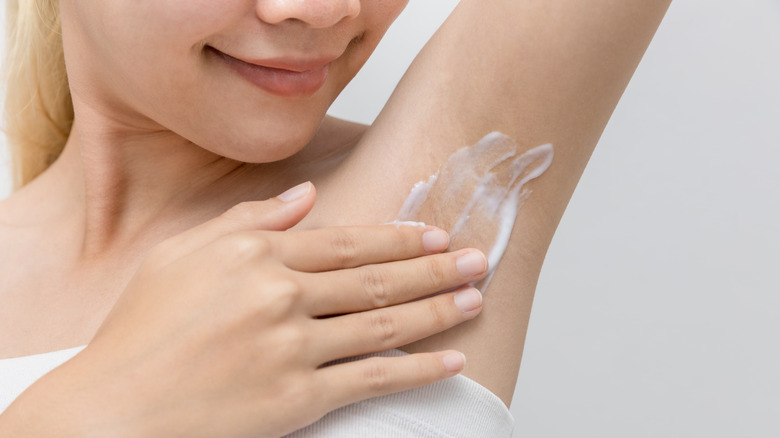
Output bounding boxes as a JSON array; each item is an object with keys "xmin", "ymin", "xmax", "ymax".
[
  {"xmin": 423, "ymin": 258, "xmax": 447, "ymax": 286},
  {"xmin": 270, "ymin": 278, "xmax": 303, "ymax": 311},
  {"xmin": 363, "ymin": 359, "xmax": 391, "ymax": 392},
  {"xmin": 257, "ymin": 324, "xmax": 308, "ymax": 364},
  {"xmin": 329, "ymin": 228, "xmax": 360, "ymax": 265},
  {"xmin": 253, "ymin": 277, "xmax": 302, "ymax": 319},
  {"xmin": 367, "ymin": 311, "xmax": 398, "ymax": 345},
  {"xmin": 426, "ymin": 298, "xmax": 449, "ymax": 329},
  {"xmin": 222, "ymin": 232, "xmax": 272, "ymax": 263},
  {"xmin": 358, "ymin": 268, "xmax": 392, "ymax": 308}
]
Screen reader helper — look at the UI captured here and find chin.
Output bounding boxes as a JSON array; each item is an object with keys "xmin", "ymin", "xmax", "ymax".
[
  {"xmin": 182, "ymin": 102, "xmax": 327, "ymax": 164},
  {"xmin": 205, "ymin": 129, "xmax": 315, "ymax": 164}
]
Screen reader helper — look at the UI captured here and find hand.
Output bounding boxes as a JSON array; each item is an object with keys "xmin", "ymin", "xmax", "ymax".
[{"xmin": 13, "ymin": 182, "xmax": 487, "ymax": 438}]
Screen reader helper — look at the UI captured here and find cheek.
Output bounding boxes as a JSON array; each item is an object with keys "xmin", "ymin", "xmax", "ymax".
[
  {"xmin": 63, "ymin": 0, "xmax": 407, "ymax": 164},
  {"xmin": 65, "ymin": 1, "xmax": 322, "ymax": 161},
  {"xmin": 63, "ymin": 1, "xmax": 235, "ymax": 120}
]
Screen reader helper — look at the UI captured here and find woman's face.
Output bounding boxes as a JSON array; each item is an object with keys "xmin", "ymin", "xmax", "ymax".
[{"xmin": 60, "ymin": 0, "xmax": 408, "ymax": 162}]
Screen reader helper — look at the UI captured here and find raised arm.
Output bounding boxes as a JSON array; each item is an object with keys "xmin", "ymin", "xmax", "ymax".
[{"xmin": 305, "ymin": 0, "xmax": 672, "ymax": 405}]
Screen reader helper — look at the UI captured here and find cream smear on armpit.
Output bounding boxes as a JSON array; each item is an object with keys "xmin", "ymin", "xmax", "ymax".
[{"xmin": 394, "ymin": 132, "xmax": 553, "ymax": 292}]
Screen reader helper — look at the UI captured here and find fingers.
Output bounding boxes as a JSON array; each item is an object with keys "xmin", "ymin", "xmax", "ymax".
[
  {"xmin": 309, "ymin": 286, "xmax": 482, "ymax": 364},
  {"xmin": 301, "ymin": 249, "xmax": 488, "ymax": 316},
  {"xmin": 316, "ymin": 350, "xmax": 466, "ymax": 409},
  {"xmin": 268, "ymin": 224, "xmax": 451, "ymax": 272},
  {"xmin": 150, "ymin": 182, "xmax": 316, "ymax": 264}
]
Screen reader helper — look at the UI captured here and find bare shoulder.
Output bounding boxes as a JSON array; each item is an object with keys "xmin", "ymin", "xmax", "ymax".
[
  {"xmin": 0, "ymin": 197, "xmax": 54, "ymax": 357},
  {"xmin": 0, "ymin": 191, "xmax": 66, "ymax": 306},
  {"xmin": 0, "ymin": 196, "xmax": 36, "ymax": 269}
]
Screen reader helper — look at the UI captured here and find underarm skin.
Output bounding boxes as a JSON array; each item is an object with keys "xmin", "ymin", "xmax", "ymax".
[
  {"xmin": 394, "ymin": 133, "xmax": 553, "ymax": 292},
  {"xmin": 304, "ymin": 0, "xmax": 672, "ymax": 406}
]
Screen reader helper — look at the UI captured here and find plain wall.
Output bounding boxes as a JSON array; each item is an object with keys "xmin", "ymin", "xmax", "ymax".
[{"xmin": 2, "ymin": 1, "xmax": 778, "ymax": 437}]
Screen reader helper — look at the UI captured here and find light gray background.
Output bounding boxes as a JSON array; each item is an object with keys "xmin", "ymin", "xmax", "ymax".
[{"xmin": 2, "ymin": 1, "xmax": 779, "ymax": 437}]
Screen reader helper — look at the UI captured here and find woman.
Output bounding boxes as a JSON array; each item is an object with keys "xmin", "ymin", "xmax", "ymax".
[{"xmin": 0, "ymin": 0, "xmax": 671, "ymax": 436}]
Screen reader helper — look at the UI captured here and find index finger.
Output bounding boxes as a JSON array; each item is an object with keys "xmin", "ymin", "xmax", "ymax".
[{"xmin": 269, "ymin": 224, "xmax": 450, "ymax": 272}]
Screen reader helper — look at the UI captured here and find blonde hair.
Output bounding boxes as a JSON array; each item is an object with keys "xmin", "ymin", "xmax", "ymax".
[{"xmin": 3, "ymin": 0, "xmax": 73, "ymax": 190}]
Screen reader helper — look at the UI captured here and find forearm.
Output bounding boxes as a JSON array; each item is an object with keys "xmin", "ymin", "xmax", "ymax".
[{"xmin": 311, "ymin": 0, "xmax": 672, "ymax": 405}]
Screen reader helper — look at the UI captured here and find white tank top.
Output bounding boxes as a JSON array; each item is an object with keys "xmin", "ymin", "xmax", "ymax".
[{"xmin": 0, "ymin": 347, "xmax": 513, "ymax": 437}]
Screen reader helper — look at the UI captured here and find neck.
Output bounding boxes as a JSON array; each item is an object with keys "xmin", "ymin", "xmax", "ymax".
[
  {"xmin": 9, "ymin": 108, "xmax": 355, "ymax": 264},
  {"xmin": 44, "ymin": 116, "xmax": 255, "ymax": 258}
]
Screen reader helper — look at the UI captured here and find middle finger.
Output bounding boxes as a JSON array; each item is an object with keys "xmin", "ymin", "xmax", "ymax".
[{"xmin": 300, "ymin": 248, "xmax": 488, "ymax": 316}]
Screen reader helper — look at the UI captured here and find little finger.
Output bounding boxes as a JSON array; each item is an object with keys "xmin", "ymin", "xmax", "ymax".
[{"xmin": 316, "ymin": 350, "xmax": 466, "ymax": 409}]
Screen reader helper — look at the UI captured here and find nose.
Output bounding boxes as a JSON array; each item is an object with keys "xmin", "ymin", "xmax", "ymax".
[{"xmin": 255, "ymin": 0, "xmax": 361, "ymax": 28}]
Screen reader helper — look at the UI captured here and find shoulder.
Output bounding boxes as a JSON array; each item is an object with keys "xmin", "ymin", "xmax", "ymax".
[
  {"xmin": 0, "ymin": 195, "xmax": 44, "ymax": 280},
  {"xmin": 0, "ymin": 182, "xmax": 75, "ymax": 282}
]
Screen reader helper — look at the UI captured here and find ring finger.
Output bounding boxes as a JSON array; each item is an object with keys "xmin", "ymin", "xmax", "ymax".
[{"xmin": 308, "ymin": 286, "xmax": 483, "ymax": 365}]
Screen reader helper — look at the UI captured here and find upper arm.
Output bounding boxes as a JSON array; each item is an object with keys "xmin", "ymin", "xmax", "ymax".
[{"xmin": 307, "ymin": 0, "xmax": 671, "ymax": 405}]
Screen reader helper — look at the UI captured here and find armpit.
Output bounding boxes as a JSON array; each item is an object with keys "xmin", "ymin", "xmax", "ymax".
[{"xmin": 394, "ymin": 132, "xmax": 553, "ymax": 292}]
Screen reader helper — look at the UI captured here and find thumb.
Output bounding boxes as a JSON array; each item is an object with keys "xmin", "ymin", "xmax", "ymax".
[{"xmin": 151, "ymin": 182, "xmax": 316, "ymax": 263}]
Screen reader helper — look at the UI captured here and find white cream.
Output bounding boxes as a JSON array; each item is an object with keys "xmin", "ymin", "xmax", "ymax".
[
  {"xmin": 395, "ymin": 132, "xmax": 553, "ymax": 292},
  {"xmin": 385, "ymin": 220, "xmax": 427, "ymax": 229}
]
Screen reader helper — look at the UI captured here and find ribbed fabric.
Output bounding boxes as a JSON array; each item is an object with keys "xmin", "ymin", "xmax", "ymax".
[{"xmin": 0, "ymin": 347, "xmax": 513, "ymax": 437}]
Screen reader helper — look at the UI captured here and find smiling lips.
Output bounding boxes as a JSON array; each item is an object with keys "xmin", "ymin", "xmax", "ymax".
[{"xmin": 210, "ymin": 47, "xmax": 332, "ymax": 98}]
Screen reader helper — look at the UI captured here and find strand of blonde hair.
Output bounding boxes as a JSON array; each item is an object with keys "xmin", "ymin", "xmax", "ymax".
[{"xmin": 3, "ymin": 0, "xmax": 73, "ymax": 190}]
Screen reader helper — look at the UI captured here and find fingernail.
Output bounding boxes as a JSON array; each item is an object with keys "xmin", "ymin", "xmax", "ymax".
[
  {"xmin": 442, "ymin": 351, "xmax": 466, "ymax": 373},
  {"xmin": 453, "ymin": 287, "xmax": 483, "ymax": 313},
  {"xmin": 456, "ymin": 251, "xmax": 487, "ymax": 277},
  {"xmin": 422, "ymin": 228, "xmax": 449, "ymax": 252},
  {"xmin": 277, "ymin": 182, "xmax": 311, "ymax": 203}
]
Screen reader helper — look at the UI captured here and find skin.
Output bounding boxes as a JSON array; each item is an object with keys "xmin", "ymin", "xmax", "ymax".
[
  {"xmin": 0, "ymin": 0, "xmax": 673, "ymax": 434},
  {"xmin": 313, "ymin": 0, "xmax": 673, "ymax": 402},
  {"xmin": 0, "ymin": 0, "xmax": 410, "ymax": 358},
  {"xmin": 3, "ymin": 193, "xmax": 488, "ymax": 437}
]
